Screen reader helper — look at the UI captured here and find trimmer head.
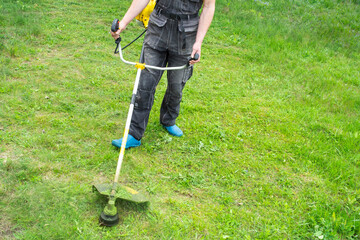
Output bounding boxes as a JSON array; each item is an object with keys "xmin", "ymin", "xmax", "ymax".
[
  {"xmin": 98, "ymin": 197, "xmax": 119, "ymax": 226},
  {"xmin": 99, "ymin": 211, "xmax": 119, "ymax": 226},
  {"xmin": 94, "ymin": 183, "xmax": 149, "ymax": 227}
]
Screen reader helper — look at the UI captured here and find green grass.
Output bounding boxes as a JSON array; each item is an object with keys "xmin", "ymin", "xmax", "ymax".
[{"xmin": 1, "ymin": 0, "xmax": 359, "ymax": 239}]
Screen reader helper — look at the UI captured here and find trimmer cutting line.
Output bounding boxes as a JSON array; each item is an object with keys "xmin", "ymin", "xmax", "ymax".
[{"xmin": 93, "ymin": 7, "xmax": 199, "ymax": 227}]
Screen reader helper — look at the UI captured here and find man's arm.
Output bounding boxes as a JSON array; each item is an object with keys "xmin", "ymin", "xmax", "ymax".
[
  {"xmin": 190, "ymin": 0, "xmax": 216, "ymax": 64},
  {"xmin": 111, "ymin": 0, "xmax": 150, "ymax": 39}
]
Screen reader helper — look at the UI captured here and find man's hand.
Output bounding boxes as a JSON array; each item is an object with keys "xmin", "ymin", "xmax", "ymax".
[
  {"xmin": 110, "ymin": 21, "xmax": 127, "ymax": 40},
  {"xmin": 190, "ymin": 41, "xmax": 201, "ymax": 64},
  {"xmin": 111, "ymin": 29, "xmax": 121, "ymax": 40}
]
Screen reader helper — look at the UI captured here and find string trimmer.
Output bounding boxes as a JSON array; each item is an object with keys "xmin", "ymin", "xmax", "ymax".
[{"xmin": 93, "ymin": 0, "xmax": 198, "ymax": 227}]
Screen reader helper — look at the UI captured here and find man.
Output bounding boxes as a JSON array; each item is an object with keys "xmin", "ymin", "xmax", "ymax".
[{"xmin": 111, "ymin": 0, "xmax": 215, "ymax": 148}]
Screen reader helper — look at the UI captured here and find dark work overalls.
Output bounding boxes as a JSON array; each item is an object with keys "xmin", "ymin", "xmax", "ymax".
[{"xmin": 129, "ymin": 0, "xmax": 203, "ymax": 140}]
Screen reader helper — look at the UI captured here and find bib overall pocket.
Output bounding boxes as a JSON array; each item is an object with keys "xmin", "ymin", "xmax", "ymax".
[
  {"xmin": 145, "ymin": 12, "xmax": 168, "ymax": 47},
  {"xmin": 178, "ymin": 18, "xmax": 199, "ymax": 55}
]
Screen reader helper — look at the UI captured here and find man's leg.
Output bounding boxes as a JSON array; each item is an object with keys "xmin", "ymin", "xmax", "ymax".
[
  {"xmin": 129, "ymin": 46, "xmax": 167, "ymax": 140},
  {"xmin": 159, "ymin": 16, "xmax": 197, "ymax": 134},
  {"xmin": 112, "ymin": 46, "xmax": 166, "ymax": 148},
  {"xmin": 159, "ymin": 53, "xmax": 193, "ymax": 136}
]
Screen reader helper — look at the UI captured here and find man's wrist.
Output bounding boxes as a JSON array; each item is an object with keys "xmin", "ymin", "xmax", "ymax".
[
  {"xmin": 119, "ymin": 20, "xmax": 127, "ymax": 29},
  {"xmin": 195, "ymin": 40, "xmax": 203, "ymax": 45}
]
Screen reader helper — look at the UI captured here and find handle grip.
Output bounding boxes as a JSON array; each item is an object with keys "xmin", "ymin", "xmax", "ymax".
[
  {"xmin": 111, "ymin": 19, "xmax": 122, "ymax": 53},
  {"xmin": 189, "ymin": 53, "xmax": 199, "ymax": 62},
  {"xmin": 111, "ymin": 19, "xmax": 120, "ymax": 32},
  {"xmin": 187, "ymin": 53, "xmax": 199, "ymax": 66}
]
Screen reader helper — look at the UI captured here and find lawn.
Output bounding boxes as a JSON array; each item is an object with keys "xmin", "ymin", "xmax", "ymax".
[{"xmin": 1, "ymin": 0, "xmax": 359, "ymax": 239}]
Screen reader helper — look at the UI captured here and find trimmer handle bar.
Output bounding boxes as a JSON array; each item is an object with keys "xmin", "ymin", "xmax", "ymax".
[{"xmin": 111, "ymin": 19, "xmax": 199, "ymax": 70}]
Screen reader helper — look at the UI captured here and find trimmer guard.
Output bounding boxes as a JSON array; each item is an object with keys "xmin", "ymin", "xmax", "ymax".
[{"xmin": 93, "ymin": 183, "xmax": 149, "ymax": 203}]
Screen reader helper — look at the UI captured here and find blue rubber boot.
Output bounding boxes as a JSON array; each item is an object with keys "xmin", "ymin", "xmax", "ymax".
[
  {"xmin": 163, "ymin": 125, "xmax": 183, "ymax": 137},
  {"xmin": 111, "ymin": 134, "xmax": 141, "ymax": 149}
]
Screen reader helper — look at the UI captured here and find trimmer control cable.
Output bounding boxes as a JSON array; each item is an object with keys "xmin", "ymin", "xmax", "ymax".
[
  {"xmin": 114, "ymin": 29, "xmax": 147, "ymax": 54},
  {"xmin": 112, "ymin": 19, "xmax": 147, "ymax": 54}
]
